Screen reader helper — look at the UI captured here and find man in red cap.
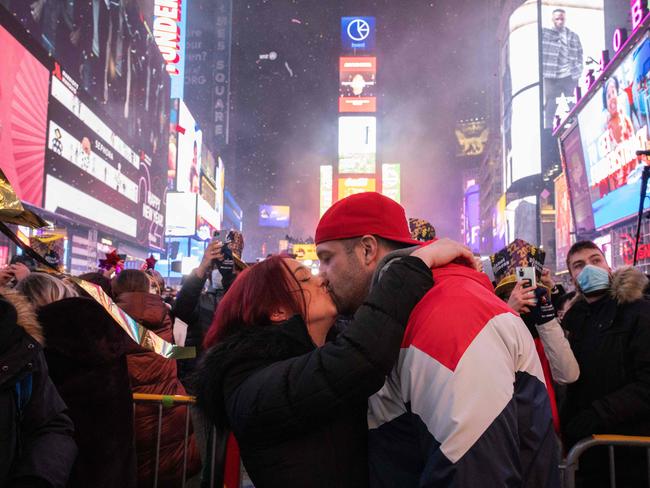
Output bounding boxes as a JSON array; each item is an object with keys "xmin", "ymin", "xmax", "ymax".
[{"xmin": 316, "ymin": 192, "xmax": 559, "ymax": 488}]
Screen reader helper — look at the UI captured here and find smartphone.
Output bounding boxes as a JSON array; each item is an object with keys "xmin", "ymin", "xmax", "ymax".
[{"xmin": 515, "ymin": 266, "xmax": 537, "ymax": 288}]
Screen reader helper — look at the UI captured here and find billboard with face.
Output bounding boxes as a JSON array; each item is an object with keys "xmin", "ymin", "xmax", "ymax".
[
  {"xmin": 575, "ymin": 34, "xmax": 650, "ymax": 229},
  {"xmin": 176, "ymin": 100, "xmax": 202, "ymax": 194},
  {"xmin": 540, "ymin": 2, "xmax": 605, "ymax": 129},
  {"xmin": 45, "ymin": 66, "xmax": 166, "ymax": 249}
]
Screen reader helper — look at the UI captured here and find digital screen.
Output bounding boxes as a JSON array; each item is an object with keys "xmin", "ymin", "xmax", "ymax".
[
  {"xmin": 540, "ymin": 2, "xmax": 605, "ymax": 129},
  {"xmin": 575, "ymin": 34, "xmax": 650, "ymax": 229},
  {"xmin": 341, "ymin": 17, "xmax": 375, "ymax": 51},
  {"xmin": 200, "ymin": 176, "xmax": 216, "ymax": 208},
  {"xmin": 153, "ymin": 0, "xmax": 187, "ymax": 99},
  {"xmin": 293, "ymin": 243, "xmax": 318, "ymax": 261},
  {"xmin": 215, "ymin": 156, "xmax": 225, "ymax": 228},
  {"xmin": 338, "ymin": 177, "xmax": 376, "ymax": 200},
  {"xmin": 0, "ymin": 24, "xmax": 49, "ymax": 207},
  {"xmin": 176, "ymin": 101, "xmax": 202, "ymax": 194},
  {"xmin": 165, "ymin": 192, "xmax": 197, "ymax": 237},
  {"xmin": 259, "ymin": 205, "xmax": 290, "ymax": 228},
  {"xmin": 493, "ymin": 195, "xmax": 507, "ymax": 251},
  {"xmin": 381, "ymin": 164, "xmax": 401, "ymax": 203},
  {"xmin": 464, "ymin": 183, "xmax": 480, "ymax": 254},
  {"xmin": 320, "ymin": 165, "xmax": 333, "ymax": 217},
  {"xmin": 4, "ymin": 0, "xmax": 171, "ymax": 152},
  {"xmin": 201, "ymin": 145, "xmax": 217, "ymax": 183},
  {"xmin": 339, "ymin": 57, "xmax": 376, "ymax": 113},
  {"xmin": 44, "ymin": 69, "xmax": 166, "ymax": 250},
  {"xmin": 338, "ymin": 116, "xmax": 376, "ymax": 174},
  {"xmin": 560, "ymin": 124, "xmax": 595, "ymax": 233},
  {"xmin": 554, "ymin": 172, "xmax": 574, "ymax": 271}
]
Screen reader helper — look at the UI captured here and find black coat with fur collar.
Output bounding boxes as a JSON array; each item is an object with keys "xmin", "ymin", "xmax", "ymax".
[
  {"xmin": 562, "ymin": 266, "xmax": 650, "ymax": 446},
  {"xmin": 195, "ymin": 256, "xmax": 434, "ymax": 488}
]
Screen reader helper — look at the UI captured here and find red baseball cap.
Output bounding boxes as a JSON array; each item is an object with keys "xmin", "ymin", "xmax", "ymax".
[{"xmin": 315, "ymin": 192, "xmax": 422, "ymax": 246}]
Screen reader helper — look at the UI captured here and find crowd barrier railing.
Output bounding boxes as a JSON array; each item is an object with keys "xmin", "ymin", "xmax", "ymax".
[
  {"xmin": 561, "ymin": 434, "xmax": 650, "ymax": 488},
  {"xmin": 132, "ymin": 393, "xmax": 197, "ymax": 488}
]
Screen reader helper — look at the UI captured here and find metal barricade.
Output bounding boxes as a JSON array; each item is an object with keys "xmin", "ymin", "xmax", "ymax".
[
  {"xmin": 132, "ymin": 393, "xmax": 197, "ymax": 488},
  {"xmin": 561, "ymin": 434, "xmax": 650, "ymax": 488}
]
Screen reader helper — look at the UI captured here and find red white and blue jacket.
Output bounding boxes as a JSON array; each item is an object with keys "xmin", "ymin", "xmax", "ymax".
[{"xmin": 367, "ymin": 261, "xmax": 560, "ymax": 487}]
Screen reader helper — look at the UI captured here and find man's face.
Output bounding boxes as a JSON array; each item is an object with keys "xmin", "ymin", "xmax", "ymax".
[
  {"xmin": 568, "ymin": 247, "xmax": 610, "ymax": 282},
  {"xmin": 552, "ymin": 11, "xmax": 565, "ymax": 30},
  {"xmin": 317, "ymin": 239, "xmax": 373, "ymax": 315}
]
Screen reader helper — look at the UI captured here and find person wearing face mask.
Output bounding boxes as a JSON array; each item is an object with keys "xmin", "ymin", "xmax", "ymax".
[{"xmin": 562, "ymin": 240, "xmax": 650, "ymax": 487}]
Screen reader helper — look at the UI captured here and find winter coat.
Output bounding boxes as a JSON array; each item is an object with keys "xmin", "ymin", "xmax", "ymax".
[
  {"xmin": 172, "ymin": 271, "xmax": 224, "ymax": 389},
  {"xmin": 561, "ymin": 266, "xmax": 650, "ymax": 486},
  {"xmin": 37, "ymin": 296, "xmax": 136, "ymax": 488},
  {"xmin": 0, "ymin": 291, "xmax": 76, "ymax": 488},
  {"xmin": 117, "ymin": 292, "xmax": 201, "ymax": 488},
  {"xmin": 367, "ymin": 251, "xmax": 560, "ymax": 488},
  {"xmin": 195, "ymin": 256, "xmax": 434, "ymax": 488}
]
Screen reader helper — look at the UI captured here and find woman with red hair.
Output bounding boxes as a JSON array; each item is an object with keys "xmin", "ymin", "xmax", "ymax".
[{"xmin": 195, "ymin": 240, "xmax": 472, "ymax": 488}]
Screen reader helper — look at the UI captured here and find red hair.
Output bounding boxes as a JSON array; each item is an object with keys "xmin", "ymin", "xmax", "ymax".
[{"xmin": 203, "ymin": 255, "xmax": 306, "ymax": 348}]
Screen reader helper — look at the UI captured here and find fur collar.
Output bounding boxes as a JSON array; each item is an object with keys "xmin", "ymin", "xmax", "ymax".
[
  {"xmin": 0, "ymin": 287, "xmax": 43, "ymax": 345},
  {"xmin": 609, "ymin": 266, "xmax": 648, "ymax": 305}
]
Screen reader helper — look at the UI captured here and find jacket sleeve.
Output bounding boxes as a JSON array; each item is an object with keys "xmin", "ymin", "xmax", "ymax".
[
  {"xmin": 227, "ymin": 256, "xmax": 433, "ymax": 440},
  {"xmin": 535, "ymin": 318, "xmax": 580, "ymax": 385},
  {"xmin": 590, "ymin": 308, "xmax": 650, "ymax": 429},
  {"xmin": 172, "ymin": 271, "xmax": 207, "ymax": 326},
  {"xmin": 10, "ymin": 352, "xmax": 77, "ymax": 488}
]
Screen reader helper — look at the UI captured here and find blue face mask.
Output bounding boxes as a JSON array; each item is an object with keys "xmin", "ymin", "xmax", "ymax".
[{"xmin": 576, "ymin": 264, "xmax": 610, "ymax": 295}]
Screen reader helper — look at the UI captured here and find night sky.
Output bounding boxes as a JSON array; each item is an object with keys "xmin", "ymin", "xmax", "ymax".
[{"xmin": 228, "ymin": 0, "xmax": 497, "ymax": 259}]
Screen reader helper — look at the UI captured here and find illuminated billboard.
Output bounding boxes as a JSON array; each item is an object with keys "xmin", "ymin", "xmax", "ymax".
[
  {"xmin": 338, "ymin": 116, "xmax": 376, "ymax": 174},
  {"xmin": 165, "ymin": 192, "xmax": 197, "ymax": 237},
  {"xmin": 381, "ymin": 164, "xmax": 400, "ymax": 203},
  {"xmin": 493, "ymin": 194, "xmax": 507, "ymax": 250},
  {"xmin": 153, "ymin": 0, "xmax": 187, "ymax": 98},
  {"xmin": 293, "ymin": 244, "xmax": 318, "ymax": 261},
  {"xmin": 574, "ymin": 34, "xmax": 650, "ymax": 229},
  {"xmin": 4, "ymin": 0, "xmax": 171, "ymax": 151},
  {"xmin": 259, "ymin": 205, "xmax": 290, "ymax": 228},
  {"xmin": 559, "ymin": 124, "xmax": 595, "ymax": 234},
  {"xmin": 176, "ymin": 101, "xmax": 202, "ymax": 193},
  {"xmin": 320, "ymin": 165, "xmax": 333, "ymax": 217},
  {"xmin": 341, "ymin": 17, "xmax": 375, "ymax": 51},
  {"xmin": 338, "ymin": 177, "xmax": 376, "ymax": 200},
  {"xmin": 541, "ymin": 2, "xmax": 605, "ymax": 129},
  {"xmin": 339, "ymin": 57, "xmax": 376, "ymax": 113},
  {"xmin": 464, "ymin": 183, "xmax": 480, "ymax": 254},
  {"xmin": 554, "ymin": 173, "xmax": 574, "ymax": 271},
  {"xmin": 44, "ymin": 68, "xmax": 166, "ymax": 249},
  {"xmin": 0, "ymin": 24, "xmax": 49, "ymax": 207}
]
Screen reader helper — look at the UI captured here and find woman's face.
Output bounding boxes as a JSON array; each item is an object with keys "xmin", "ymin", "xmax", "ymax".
[
  {"xmin": 606, "ymin": 82, "xmax": 618, "ymax": 115},
  {"xmin": 285, "ymin": 259, "xmax": 337, "ymax": 327}
]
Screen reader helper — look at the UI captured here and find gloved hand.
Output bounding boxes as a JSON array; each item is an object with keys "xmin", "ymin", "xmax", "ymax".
[
  {"xmin": 564, "ymin": 408, "xmax": 603, "ymax": 448},
  {"xmin": 521, "ymin": 287, "xmax": 557, "ymax": 327}
]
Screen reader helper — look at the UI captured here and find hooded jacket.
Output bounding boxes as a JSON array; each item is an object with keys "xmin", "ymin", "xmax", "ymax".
[
  {"xmin": 0, "ymin": 290, "xmax": 76, "ymax": 488},
  {"xmin": 562, "ymin": 266, "xmax": 650, "ymax": 443},
  {"xmin": 117, "ymin": 292, "xmax": 201, "ymax": 488},
  {"xmin": 195, "ymin": 256, "xmax": 434, "ymax": 488},
  {"xmin": 367, "ymin": 251, "xmax": 559, "ymax": 488},
  {"xmin": 37, "ymin": 296, "xmax": 136, "ymax": 488}
]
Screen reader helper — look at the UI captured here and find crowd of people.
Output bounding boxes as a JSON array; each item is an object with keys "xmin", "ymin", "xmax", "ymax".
[{"xmin": 1, "ymin": 192, "xmax": 649, "ymax": 488}]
